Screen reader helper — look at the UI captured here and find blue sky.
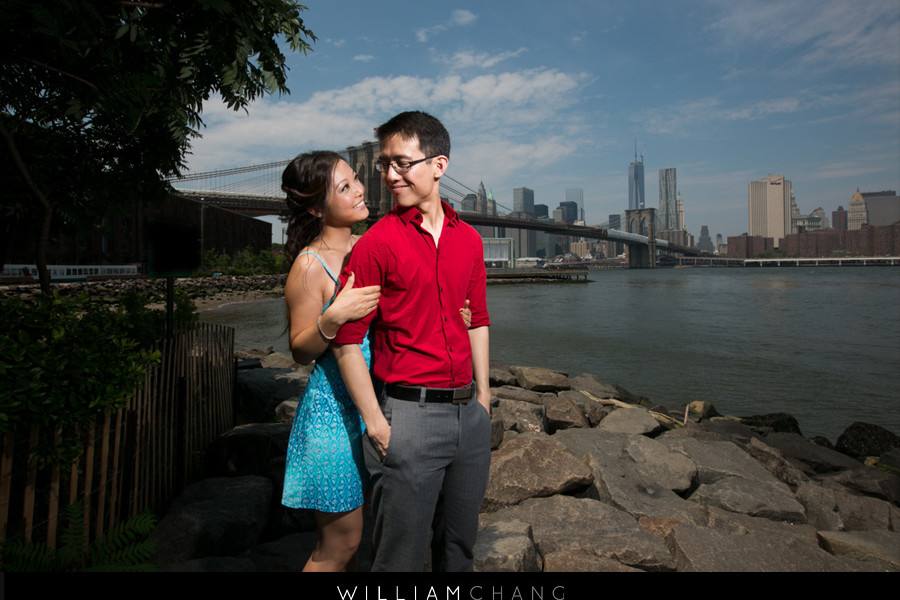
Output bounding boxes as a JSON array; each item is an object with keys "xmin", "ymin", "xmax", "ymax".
[{"xmin": 183, "ymin": 0, "xmax": 900, "ymax": 240}]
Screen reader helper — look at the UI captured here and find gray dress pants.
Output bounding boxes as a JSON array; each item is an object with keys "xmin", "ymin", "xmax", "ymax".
[{"xmin": 363, "ymin": 389, "xmax": 492, "ymax": 572}]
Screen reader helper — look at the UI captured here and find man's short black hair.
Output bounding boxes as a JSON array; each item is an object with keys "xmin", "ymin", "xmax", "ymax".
[{"xmin": 375, "ymin": 111, "xmax": 450, "ymax": 159}]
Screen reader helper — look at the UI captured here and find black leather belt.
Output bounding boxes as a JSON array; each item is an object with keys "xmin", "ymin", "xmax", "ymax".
[{"xmin": 385, "ymin": 383, "xmax": 474, "ymax": 404}]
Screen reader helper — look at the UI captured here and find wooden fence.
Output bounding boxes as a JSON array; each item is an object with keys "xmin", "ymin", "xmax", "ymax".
[{"xmin": 0, "ymin": 322, "xmax": 235, "ymax": 550}]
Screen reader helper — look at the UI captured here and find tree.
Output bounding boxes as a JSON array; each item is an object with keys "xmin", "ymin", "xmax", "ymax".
[{"xmin": 0, "ymin": 0, "xmax": 315, "ymax": 292}]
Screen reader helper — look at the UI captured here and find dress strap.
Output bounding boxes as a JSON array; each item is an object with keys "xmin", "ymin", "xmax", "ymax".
[{"xmin": 296, "ymin": 250, "xmax": 339, "ymax": 283}]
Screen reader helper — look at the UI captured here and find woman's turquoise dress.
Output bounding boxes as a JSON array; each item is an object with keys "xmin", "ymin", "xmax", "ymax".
[{"xmin": 281, "ymin": 251, "xmax": 371, "ymax": 512}]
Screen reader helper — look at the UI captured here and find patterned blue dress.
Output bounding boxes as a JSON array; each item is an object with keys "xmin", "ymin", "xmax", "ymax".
[{"xmin": 281, "ymin": 251, "xmax": 371, "ymax": 512}]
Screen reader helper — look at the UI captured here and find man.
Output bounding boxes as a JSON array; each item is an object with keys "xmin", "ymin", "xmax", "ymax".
[{"xmin": 332, "ymin": 111, "xmax": 491, "ymax": 572}]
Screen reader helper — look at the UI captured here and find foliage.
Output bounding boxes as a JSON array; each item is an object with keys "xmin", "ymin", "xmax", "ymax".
[
  {"xmin": 119, "ymin": 288, "xmax": 198, "ymax": 348},
  {"xmin": 0, "ymin": 0, "xmax": 316, "ymax": 290},
  {"xmin": 0, "ymin": 501, "xmax": 158, "ymax": 572},
  {"xmin": 201, "ymin": 246, "xmax": 289, "ymax": 275},
  {"xmin": 0, "ymin": 292, "xmax": 161, "ymax": 467}
]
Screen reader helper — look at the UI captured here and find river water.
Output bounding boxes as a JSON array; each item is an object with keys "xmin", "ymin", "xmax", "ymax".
[{"xmin": 198, "ymin": 266, "xmax": 900, "ymax": 443}]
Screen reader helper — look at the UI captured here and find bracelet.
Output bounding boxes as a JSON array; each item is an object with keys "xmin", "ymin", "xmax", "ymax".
[{"xmin": 317, "ymin": 315, "xmax": 337, "ymax": 340}]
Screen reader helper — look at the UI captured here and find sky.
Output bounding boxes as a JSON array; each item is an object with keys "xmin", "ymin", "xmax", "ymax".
[{"xmin": 182, "ymin": 0, "xmax": 900, "ymax": 240}]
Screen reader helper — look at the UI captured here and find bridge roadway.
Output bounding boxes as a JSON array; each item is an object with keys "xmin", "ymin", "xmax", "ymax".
[{"xmin": 175, "ymin": 190, "xmax": 701, "ymax": 256}]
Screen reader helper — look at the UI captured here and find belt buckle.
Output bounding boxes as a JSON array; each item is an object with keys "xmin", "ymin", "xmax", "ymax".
[{"xmin": 451, "ymin": 385, "xmax": 472, "ymax": 405}]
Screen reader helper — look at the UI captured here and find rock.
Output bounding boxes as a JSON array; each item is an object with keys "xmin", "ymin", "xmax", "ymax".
[
  {"xmin": 481, "ymin": 495, "xmax": 676, "ymax": 571},
  {"xmin": 508, "ymin": 366, "xmax": 571, "ymax": 392},
  {"xmin": 597, "ymin": 406, "xmax": 664, "ymax": 436},
  {"xmin": 491, "ymin": 385, "xmax": 552, "ymax": 405},
  {"xmin": 745, "ymin": 436, "xmax": 810, "ymax": 490},
  {"xmin": 568, "ymin": 372, "xmax": 620, "ymax": 400},
  {"xmin": 275, "ymin": 400, "xmax": 298, "ymax": 423},
  {"xmin": 835, "ymin": 422, "xmax": 900, "ymax": 461},
  {"xmin": 585, "ymin": 447, "xmax": 707, "ymax": 525},
  {"xmin": 816, "ymin": 479, "xmax": 900, "ymax": 530},
  {"xmin": 558, "ymin": 389, "xmax": 608, "ymax": 426},
  {"xmin": 740, "ymin": 412, "xmax": 804, "ymax": 435},
  {"xmin": 762, "ymin": 432, "xmax": 864, "ymax": 475},
  {"xmin": 235, "ymin": 368, "xmax": 307, "ymax": 422},
  {"xmin": 473, "ymin": 520, "xmax": 540, "ymax": 572},
  {"xmin": 816, "ymin": 530, "xmax": 900, "ymax": 571},
  {"xmin": 542, "ymin": 393, "xmax": 589, "ymax": 432},
  {"xmin": 488, "ymin": 363, "xmax": 519, "ymax": 387},
  {"xmin": 795, "ymin": 483, "xmax": 845, "ymax": 531},
  {"xmin": 150, "ymin": 476, "xmax": 273, "ymax": 567},
  {"xmin": 816, "ymin": 465, "xmax": 900, "ymax": 506},
  {"xmin": 481, "ymin": 433, "xmax": 593, "ymax": 512},
  {"xmin": 686, "ymin": 401, "xmax": 720, "ymax": 420},
  {"xmin": 205, "ymin": 423, "xmax": 292, "ymax": 477},
  {"xmin": 665, "ymin": 521, "xmax": 870, "ymax": 572},
  {"xmin": 492, "ymin": 398, "xmax": 547, "ymax": 434},
  {"xmin": 541, "ymin": 549, "xmax": 642, "ymax": 572},
  {"xmin": 688, "ymin": 475, "xmax": 807, "ymax": 523},
  {"xmin": 260, "ymin": 352, "xmax": 302, "ymax": 369}
]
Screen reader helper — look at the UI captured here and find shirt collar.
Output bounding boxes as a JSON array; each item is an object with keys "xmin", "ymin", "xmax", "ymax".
[{"xmin": 393, "ymin": 200, "xmax": 460, "ymax": 227}]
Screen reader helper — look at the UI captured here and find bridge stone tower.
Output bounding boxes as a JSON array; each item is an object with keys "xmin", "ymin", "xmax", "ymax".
[
  {"xmin": 625, "ymin": 208, "xmax": 657, "ymax": 268},
  {"xmin": 345, "ymin": 141, "xmax": 390, "ymax": 219}
]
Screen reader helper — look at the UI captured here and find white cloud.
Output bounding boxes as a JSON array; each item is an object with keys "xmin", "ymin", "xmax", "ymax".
[
  {"xmin": 353, "ymin": 55, "xmax": 375, "ymax": 62},
  {"xmin": 185, "ymin": 68, "xmax": 587, "ymax": 175},
  {"xmin": 435, "ymin": 48, "xmax": 528, "ymax": 70},
  {"xmin": 416, "ymin": 9, "xmax": 479, "ymax": 42},
  {"xmin": 707, "ymin": 0, "xmax": 900, "ymax": 71}
]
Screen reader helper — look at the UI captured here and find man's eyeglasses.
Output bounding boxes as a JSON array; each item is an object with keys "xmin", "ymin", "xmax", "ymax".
[{"xmin": 374, "ymin": 156, "xmax": 437, "ymax": 174}]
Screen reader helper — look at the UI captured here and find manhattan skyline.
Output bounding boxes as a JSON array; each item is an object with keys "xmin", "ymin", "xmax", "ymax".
[{"xmin": 182, "ymin": 1, "xmax": 900, "ymax": 240}]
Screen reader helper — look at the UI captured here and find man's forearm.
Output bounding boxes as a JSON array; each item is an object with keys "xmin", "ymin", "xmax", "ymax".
[
  {"xmin": 332, "ymin": 343, "xmax": 391, "ymax": 455},
  {"xmin": 468, "ymin": 326, "xmax": 490, "ymax": 413}
]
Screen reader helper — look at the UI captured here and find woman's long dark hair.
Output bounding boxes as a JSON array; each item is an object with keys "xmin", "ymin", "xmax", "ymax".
[{"xmin": 281, "ymin": 151, "xmax": 343, "ymax": 263}]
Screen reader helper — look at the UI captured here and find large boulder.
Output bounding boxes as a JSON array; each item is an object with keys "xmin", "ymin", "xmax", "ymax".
[
  {"xmin": 481, "ymin": 495, "xmax": 675, "ymax": 572},
  {"xmin": 150, "ymin": 476, "xmax": 273, "ymax": 567},
  {"xmin": 481, "ymin": 433, "xmax": 593, "ymax": 512},
  {"xmin": 509, "ymin": 366, "xmax": 571, "ymax": 392},
  {"xmin": 835, "ymin": 422, "xmax": 900, "ymax": 461}
]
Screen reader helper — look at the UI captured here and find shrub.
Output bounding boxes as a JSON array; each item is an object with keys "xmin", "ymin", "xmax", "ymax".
[{"xmin": 0, "ymin": 292, "xmax": 161, "ymax": 467}]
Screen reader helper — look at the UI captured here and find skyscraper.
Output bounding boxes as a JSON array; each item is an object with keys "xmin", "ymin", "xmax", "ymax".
[
  {"xmin": 513, "ymin": 187, "xmax": 535, "ymax": 216},
  {"xmin": 748, "ymin": 174, "xmax": 792, "ymax": 247},
  {"xmin": 848, "ymin": 188, "xmax": 868, "ymax": 230},
  {"xmin": 628, "ymin": 154, "xmax": 645, "ymax": 210},
  {"xmin": 658, "ymin": 168, "xmax": 677, "ymax": 231},
  {"xmin": 566, "ymin": 188, "xmax": 584, "ymax": 222}
]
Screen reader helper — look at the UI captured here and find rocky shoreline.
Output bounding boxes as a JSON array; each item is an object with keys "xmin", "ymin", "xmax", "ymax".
[
  {"xmin": 147, "ymin": 347, "xmax": 900, "ymax": 572},
  {"xmin": 0, "ymin": 273, "xmax": 288, "ymax": 311}
]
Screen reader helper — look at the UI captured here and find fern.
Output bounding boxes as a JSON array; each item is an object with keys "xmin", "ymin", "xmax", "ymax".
[{"xmin": 0, "ymin": 501, "xmax": 159, "ymax": 572}]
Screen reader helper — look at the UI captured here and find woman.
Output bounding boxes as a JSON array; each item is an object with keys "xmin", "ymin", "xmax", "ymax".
[{"xmin": 280, "ymin": 151, "xmax": 381, "ymax": 572}]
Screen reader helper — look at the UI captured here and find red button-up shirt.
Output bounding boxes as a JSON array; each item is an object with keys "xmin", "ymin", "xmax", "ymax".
[{"xmin": 333, "ymin": 201, "xmax": 489, "ymax": 388}]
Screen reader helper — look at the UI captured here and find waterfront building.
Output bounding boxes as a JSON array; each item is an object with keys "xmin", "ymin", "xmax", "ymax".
[
  {"xmin": 513, "ymin": 187, "xmax": 535, "ymax": 216},
  {"xmin": 628, "ymin": 151, "xmax": 645, "ymax": 210},
  {"xmin": 566, "ymin": 188, "xmax": 584, "ymax": 222},
  {"xmin": 848, "ymin": 188, "xmax": 868, "ymax": 230},
  {"xmin": 461, "ymin": 193, "xmax": 476, "ymax": 212},
  {"xmin": 676, "ymin": 192, "xmax": 685, "ymax": 231},
  {"xmin": 832, "ymin": 206, "xmax": 848, "ymax": 232},
  {"xmin": 533, "ymin": 203, "xmax": 549, "ymax": 219},
  {"xmin": 862, "ymin": 190, "xmax": 900, "ymax": 226},
  {"xmin": 748, "ymin": 174, "xmax": 792, "ymax": 248},
  {"xmin": 727, "ymin": 233, "xmax": 774, "ymax": 258},
  {"xmin": 658, "ymin": 168, "xmax": 677, "ymax": 231}
]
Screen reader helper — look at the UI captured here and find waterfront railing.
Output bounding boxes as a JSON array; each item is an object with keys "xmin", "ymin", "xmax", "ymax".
[{"xmin": 0, "ymin": 322, "xmax": 235, "ymax": 554}]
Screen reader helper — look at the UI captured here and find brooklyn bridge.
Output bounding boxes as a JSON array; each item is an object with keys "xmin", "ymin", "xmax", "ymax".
[{"xmin": 170, "ymin": 144, "xmax": 702, "ymax": 267}]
